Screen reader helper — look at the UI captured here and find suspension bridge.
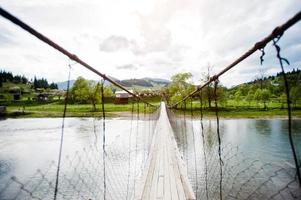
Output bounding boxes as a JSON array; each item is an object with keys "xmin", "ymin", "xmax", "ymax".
[
  {"xmin": 134, "ymin": 102, "xmax": 195, "ymax": 200},
  {"xmin": 0, "ymin": 6, "xmax": 301, "ymax": 200}
]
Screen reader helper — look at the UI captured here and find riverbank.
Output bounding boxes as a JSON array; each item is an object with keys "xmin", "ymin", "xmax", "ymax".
[
  {"xmin": 2, "ymin": 104, "xmax": 301, "ymax": 119},
  {"xmin": 1, "ymin": 102, "xmax": 160, "ymax": 118},
  {"xmin": 1, "ymin": 100, "xmax": 301, "ymax": 119},
  {"xmin": 171, "ymin": 109, "xmax": 301, "ymax": 119}
]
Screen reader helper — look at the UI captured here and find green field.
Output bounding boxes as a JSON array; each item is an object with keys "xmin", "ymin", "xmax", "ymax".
[
  {"xmin": 170, "ymin": 99, "xmax": 301, "ymax": 118},
  {"xmin": 1, "ymin": 98, "xmax": 301, "ymax": 118},
  {"xmin": 2, "ymin": 100, "xmax": 160, "ymax": 118}
]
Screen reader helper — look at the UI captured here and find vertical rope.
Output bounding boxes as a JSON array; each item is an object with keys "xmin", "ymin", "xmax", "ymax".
[
  {"xmin": 190, "ymin": 97, "xmax": 198, "ymax": 198},
  {"xmin": 143, "ymin": 103, "xmax": 147, "ymax": 167},
  {"xmin": 183, "ymin": 100, "xmax": 189, "ymax": 173},
  {"xmin": 259, "ymin": 48, "xmax": 265, "ymax": 89},
  {"xmin": 181, "ymin": 103, "xmax": 185, "ymax": 158},
  {"xmin": 148, "ymin": 104, "xmax": 151, "ymax": 155},
  {"xmin": 126, "ymin": 101, "xmax": 134, "ymax": 200},
  {"xmin": 133, "ymin": 99, "xmax": 140, "ymax": 197},
  {"xmin": 53, "ymin": 63, "xmax": 71, "ymax": 200},
  {"xmin": 214, "ymin": 79, "xmax": 223, "ymax": 200},
  {"xmin": 100, "ymin": 79, "xmax": 106, "ymax": 200},
  {"xmin": 273, "ymin": 37, "xmax": 301, "ymax": 186},
  {"xmin": 199, "ymin": 92, "xmax": 209, "ymax": 200}
]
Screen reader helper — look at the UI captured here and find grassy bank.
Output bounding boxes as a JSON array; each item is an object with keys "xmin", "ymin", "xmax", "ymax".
[
  {"xmin": 1, "ymin": 100, "xmax": 160, "ymax": 118},
  {"xmin": 171, "ymin": 107, "xmax": 301, "ymax": 119},
  {"xmin": 1, "ymin": 99, "xmax": 301, "ymax": 118},
  {"xmin": 170, "ymin": 100, "xmax": 301, "ymax": 118}
]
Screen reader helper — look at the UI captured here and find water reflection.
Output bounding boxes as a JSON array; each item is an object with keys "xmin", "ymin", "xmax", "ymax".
[{"xmin": 254, "ymin": 120, "xmax": 272, "ymax": 135}]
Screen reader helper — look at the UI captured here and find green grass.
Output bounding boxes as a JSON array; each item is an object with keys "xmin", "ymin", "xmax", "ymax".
[
  {"xmin": 2, "ymin": 100, "xmax": 160, "ymax": 118},
  {"xmin": 171, "ymin": 100, "xmax": 301, "ymax": 118},
  {"xmin": 172, "ymin": 108, "xmax": 301, "ymax": 118},
  {"xmin": 2, "ymin": 98, "xmax": 301, "ymax": 118}
]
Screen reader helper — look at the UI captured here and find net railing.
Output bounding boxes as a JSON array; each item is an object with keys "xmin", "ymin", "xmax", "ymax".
[
  {"xmin": 167, "ymin": 107, "xmax": 301, "ymax": 200},
  {"xmin": 0, "ymin": 106, "xmax": 160, "ymax": 200}
]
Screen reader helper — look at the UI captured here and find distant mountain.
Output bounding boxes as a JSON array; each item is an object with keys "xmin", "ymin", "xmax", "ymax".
[
  {"xmin": 120, "ymin": 79, "xmax": 153, "ymax": 87},
  {"xmin": 56, "ymin": 80, "xmax": 76, "ymax": 90},
  {"xmin": 56, "ymin": 77, "xmax": 170, "ymax": 90},
  {"xmin": 119, "ymin": 77, "xmax": 170, "ymax": 88},
  {"xmin": 143, "ymin": 77, "xmax": 170, "ymax": 84}
]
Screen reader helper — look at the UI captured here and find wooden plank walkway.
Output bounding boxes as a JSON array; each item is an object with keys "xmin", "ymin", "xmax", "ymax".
[{"xmin": 134, "ymin": 102, "xmax": 196, "ymax": 200}]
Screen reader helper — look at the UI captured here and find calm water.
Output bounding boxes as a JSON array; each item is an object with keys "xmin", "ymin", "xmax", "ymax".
[
  {"xmin": 0, "ymin": 117, "xmax": 300, "ymax": 199},
  {"xmin": 0, "ymin": 117, "xmax": 157, "ymax": 199},
  {"xmin": 170, "ymin": 117, "xmax": 301, "ymax": 199},
  {"xmin": 187, "ymin": 118, "xmax": 301, "ymax": 163}
]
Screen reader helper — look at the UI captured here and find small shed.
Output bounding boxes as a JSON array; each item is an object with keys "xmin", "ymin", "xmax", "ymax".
[
  {"xmin": 9, "ymin": 86, "xmax": 21, "ymax": 101},
  {"xmin": 33, "ymin": 93, "xmax": 50, "ymax": 102},
  {"xmin": 114, "ymin": 90, "xmax": 132, "ymax": 104}
]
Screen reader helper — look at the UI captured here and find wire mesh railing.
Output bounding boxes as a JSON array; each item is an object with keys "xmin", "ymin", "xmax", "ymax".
[
  {"xmin": 0, "ymin": 107, "xmax": 160, "ymax": 200},
  {"xmin": 167, "ymin": 107, "xmax": 301, "ymax": 199}
]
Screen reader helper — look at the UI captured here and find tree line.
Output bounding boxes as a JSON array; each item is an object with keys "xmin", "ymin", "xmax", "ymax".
[
  {"xmin": 0, "ymin": 70, "xmax": 58, "ymax": 90},
  {"xmin": 33, "ymin": 77, "xmax": 58, "ymax": 90},
  {"xmin": 0, "ymin": 70, "xmax": 28, "ymax": 86},
  {"xmin": 165, "ymin": 68, "xmax": 301, "ymax": 109}
]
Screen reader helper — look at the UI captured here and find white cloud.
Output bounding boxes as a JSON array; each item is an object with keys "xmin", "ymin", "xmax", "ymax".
[{"xmin": 0, "ymin": 0, "xmax": 300, "ymax": 87}]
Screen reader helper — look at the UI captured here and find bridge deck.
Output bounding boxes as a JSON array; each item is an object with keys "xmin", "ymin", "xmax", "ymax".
[{"xmin": 134, "ymin": 102, "xmax": 195, "ymax": 200}]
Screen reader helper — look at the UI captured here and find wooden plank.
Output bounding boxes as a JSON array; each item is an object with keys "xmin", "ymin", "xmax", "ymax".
[{"xmin": 134, "ymin": 102, "xmax": 196, "ymax": 200}]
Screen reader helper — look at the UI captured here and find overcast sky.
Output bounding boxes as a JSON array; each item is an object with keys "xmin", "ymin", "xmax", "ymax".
[{"xmin": 0, "ymin": 0, "xmax": 300, "ymax": 86}]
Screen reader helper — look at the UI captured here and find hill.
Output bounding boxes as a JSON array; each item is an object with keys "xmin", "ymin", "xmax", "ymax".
[
  {"xmin": 227, "ymin": 68, "xmax": 301, "ymax": 100},
  {"xmin": 56, "ymin": 77, "xmax": 170, "ymax": 90}
]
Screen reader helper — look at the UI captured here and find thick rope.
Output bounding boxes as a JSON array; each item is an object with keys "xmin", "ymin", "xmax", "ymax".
[
  {"xmin": 100, "ymin": 79, "xmax": 106, "ymax": 200},
  {"xmin": 214, "ymin": 80, "xmax": 223, "ymax": 200},
  {"xmin": 272, "ymin": 36, "xmax": 301, "ymax": 186},
  {"xmin": 199, "ymin": 92, "xmax": 209, "ymax": 200},
  {"xmin": 53, "ymin": 64, "xmax": 71, "ymax": 200}
]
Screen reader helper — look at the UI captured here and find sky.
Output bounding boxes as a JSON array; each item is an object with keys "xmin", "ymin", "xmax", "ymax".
[{"xmin": 0, "ymin": 0, "xmax": 301, "ymax": 87}]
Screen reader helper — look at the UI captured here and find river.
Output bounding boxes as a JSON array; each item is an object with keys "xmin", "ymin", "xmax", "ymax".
[{"xmin": 0, "ymin": 117, "xmax": 300, "ymax": 199}]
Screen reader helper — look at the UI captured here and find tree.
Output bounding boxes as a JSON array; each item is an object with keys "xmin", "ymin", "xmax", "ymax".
[
  {"xmin": 261, "ymin": 89, "xmax": 270, "ymax": 109},
  {"xmin": 245, "ymin": 91, "xmax": 254, "ymax": 107},
  {"xmin": 254, "ymin": 89, "xmax": 262, "ymax": 107},
  {"xmin": 290, "ymin": 86, "xmax": 301, "ymax": 108},
  {"xmin": 103, "ymin": 85, "xmax": 113, "ymax": 97},
  {"xmin": 49, "ymin": 82, "xmax": 58, "ymax": 89},
  {"xmin": 70, "ymin": 76, "xmax": 90, "ymax": 103},
  {"xmin": 167, "ymin": 72, "xmax": 195, "ymax": 105},
  {"xmin": 234, "ymin": 90, "xmax": 241, "ymax": 107},
  {"xmin": 88, "ymin": 82, "xmax": 101, "ymax": 111},
  {"xmin": 200, "ymin": 64, "xmax": 214, "ymax": 108},
  {"xmin": 33, "ymin": 76, "xmax": 49, "ymax": 89},
  {"xmin": 279, "ymin": 93, "xmax": 286, "ymax": 109},
  {"xmin": 215, "ymin": 85, "xmax": 227, "ymax": 107},
  {"xmin": 70, "ymin": 77, "xmax": 114, "ymax": 109}
]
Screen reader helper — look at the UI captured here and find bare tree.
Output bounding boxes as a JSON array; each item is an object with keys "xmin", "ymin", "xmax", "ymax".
[{"xmin": 200, "ymin": 64, "xmax": 214, "ymax": 108}]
